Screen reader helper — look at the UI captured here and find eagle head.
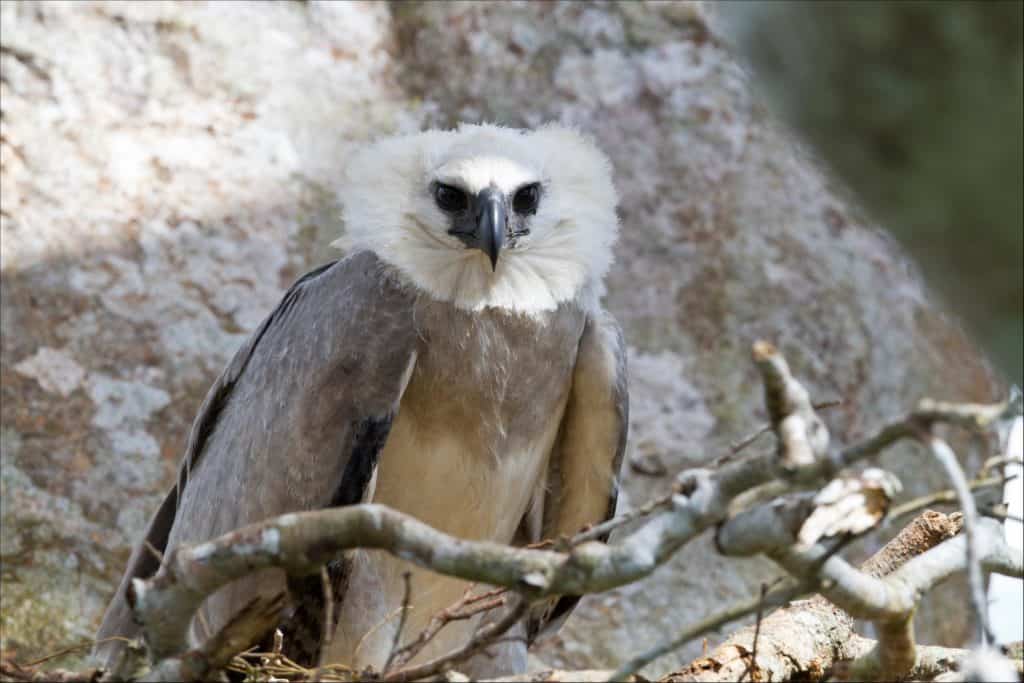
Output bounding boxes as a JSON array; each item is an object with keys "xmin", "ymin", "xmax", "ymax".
[{"xmin": 336, "ymin": 123, "xmax": 619, "ymax": 315}]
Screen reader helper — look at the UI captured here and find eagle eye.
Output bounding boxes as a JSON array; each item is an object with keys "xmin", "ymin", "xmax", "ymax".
[
  {"xmin": 434, "ymin": 183, "xmax": 468, "ymax": 213},
  {"xmin": 513, "ymin": 183, "xmax": 540, "ymax": 215}
]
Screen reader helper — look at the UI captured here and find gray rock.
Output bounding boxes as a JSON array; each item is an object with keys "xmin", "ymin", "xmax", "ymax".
[{"xmin": 0, "ymin": 1, "xmax": 1003, "ymax": 676}]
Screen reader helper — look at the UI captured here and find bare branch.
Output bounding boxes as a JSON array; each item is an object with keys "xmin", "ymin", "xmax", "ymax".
[
  {"xmin": 920, "ymin": 434, "xmax": 993, "ymax": 645},
  {"xmin": 751, "ymin": 341, "xmax": 829, "ymax": 467},
  {"xmin": 887, "ymin": 476, "xmax": 1007, "ymax": 521},
  {"xmin": 382, "ymin": 596, "xmax": 529, "ymax": 682},
  {"xmin": 483, "ymin": 670, "xmax": 637, "ymax": 682},
  {"xmin": 713, "ymin": 492, "xmax": 1023, "ymax": 682},
  {"xmin": 570, "ymin": 487, "xmax": 676, "ymax": 546},
  {"xmin": 389, "ymin": 586, "xmax": 508, "ymax": 671},
  {"xmin": 317, "ymin": 567, "xmax": 335, "ymax": 667},
  {"xmin": 859, "ymin": 509, "xmax": 963, "ymax": 578},
  {"xmin": 142, "ymin": 593, "xmax": 286, "ymax": 682},
  {"xmin": 671, "ymin": 511, "xmax": 969, "ymax": 682},
  {"xmin": 729, "ymin": 399, "xmax": 842, "ymax": 455},
  {"xmin": 608, "ymin": 579, "xmax": 810, "ymax": 681},
  {"xmin": 738, "ymin": 583, "xmax": 766, "ymax": 683},
  {"xmin": 915, "ymin": 398, "xmax": 1012, "ymax": 431},
  {"xmin": 838, "ymin": 396, "xmax": 1014, "ymax": 468},
  {"xmin": 0, "ymin": 659, "xmax": 102, "ymax": 683},
  {"xmin": 765, "ymin": 518, "xmax": 1021, "ymax": 623},
  {"xmin": 382, "ymin": 571, "xmax": 413, "ymax": 674}
]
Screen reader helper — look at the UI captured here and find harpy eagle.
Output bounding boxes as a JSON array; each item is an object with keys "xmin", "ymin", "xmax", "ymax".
[{"xmin": 95, "ymin": 123, "xmax": 628, "ymax": 677}]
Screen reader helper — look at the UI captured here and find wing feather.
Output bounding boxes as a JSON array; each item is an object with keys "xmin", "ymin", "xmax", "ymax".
[
  {"xmin": 527, "ymin": 309, "xmax": 629, "ymax": 641},
  {"xmin": 95, "ymin": 251, "xmax": 418, "ymax": 665}
]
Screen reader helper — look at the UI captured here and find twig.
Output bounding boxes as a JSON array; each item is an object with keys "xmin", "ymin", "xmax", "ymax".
[
  {"xmin": 737, "ymin": 511, "xmax": 1022, "ymax": 622},
  {"xmin": 389, "ymin": 585, "xmax": 508, "ymax": 670},
  {"xmin": 983, "ymin": 508, "xmax": 1024, "ymax": 524},
  {"xmin": 229, "ymin": 648, "xmax": 355, "ymax": 682},
  {"xmin": 835, "ymin": 396, "xmax": 1012, "ymax": 475},
  {"xmin": 887, "ymin": 476, "xmax": 1008, "ymax": 521},
  {"xmin": 144, "ymin": 593, "xmax": 286, "ymax": 682},
  {"xmin": 739, "ymin": 583, "xmax": 768, "ymax": 682},
  {"xmin": 0, "ymin": 660, "xmax": 101, "ymax": 683},
  {"xmin": 143, "ymin": 540, "xmax": 164, "ymax": 565},
  {"xmin": 353, "ymin": 605, "xmax": 407, "ymax": 665},
  {"xmin": 915, "ymin": 398, "xmax": 1011, "ymax": 430},
  {"xmin": 382, "ymin": 596, "xmax": 529, "ymax": 682},
  {"xmin": 21, "ymin": 637, "xmax": 129, "ymax": 668},
  {"xmin": 0, "ymin": 637, "xmax": 133, "ymax": 683},
  {"xmin": 729, "ymin": 399, "xmax": 843, "ymax": 454},
  {"xmin": 570, "ymin": 488, "xmax": 675, "ymax": 545},
  {"xmin": 981, "ymin": 455, "xmax": 1024, "ymax": 478},
  {"xmin": 317, "ymin": 566, "xmax": 335, "ymax": 668},
  {"xmin": 767, "ymin": 519, "xmax": 1020, "ymax": 644},
  {"xmin": 714, "ymin": 482, "xmax": 1021, "ymax": 683},
  {"xmin": 922, "ymin": 435, "xmax": 992, "ymax": 645},
  {"xmin": 383, "ymin": 571, "xmax": 413, "ymax": 673},
  {"xmin": 674, "ymin": 512, "xmax": 980, "ymax": 682},
  {"xmin": 608, "ymin": 579, "xmax": 809, "ymax": 681},
  {"xmin": 751, "ymin": 341, "xmax": 830, "ymax": 467}
]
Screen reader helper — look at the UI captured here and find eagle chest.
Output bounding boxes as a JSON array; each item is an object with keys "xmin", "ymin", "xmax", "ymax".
[
  {"xmin": 372, "ymin": 303, "xmax": 585, "ymax": 538},
  {"xmin": 329, "ymin": 304, "xmax": 585, "ymax": 669}
]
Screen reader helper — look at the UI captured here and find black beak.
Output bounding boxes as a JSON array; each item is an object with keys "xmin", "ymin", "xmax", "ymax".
[{"xmin": 476, "ymin": 187, "xmax": 506, "ymax": 271}]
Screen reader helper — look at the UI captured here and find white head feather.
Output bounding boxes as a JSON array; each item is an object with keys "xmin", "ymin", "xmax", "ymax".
[{"xmin": 335, "ymin": 123, "xmax": 619, "ymax": 315}]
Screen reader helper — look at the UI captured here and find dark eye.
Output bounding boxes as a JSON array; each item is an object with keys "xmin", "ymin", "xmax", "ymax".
[
  {"xmin": 513, "ymin": 183, "xmax": 540, "ymax": 215},
  {"xmin": 434, "ymin": 183, "xmax": 468, "ymax": 212}
]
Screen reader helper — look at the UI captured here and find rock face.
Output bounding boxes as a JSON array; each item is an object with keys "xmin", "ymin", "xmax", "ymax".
[{"xmin": 0, "ymin": 1, "xmax": 1003, "ymax": 677}]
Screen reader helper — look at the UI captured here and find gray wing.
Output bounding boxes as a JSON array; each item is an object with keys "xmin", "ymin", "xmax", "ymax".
[
  {"xmin": 95, "ymin": 251, "xmax": 418, "ymax": 666},
  {"xmin": 526, "ymin": 309, "xmax": 629, "ymax": 641}
]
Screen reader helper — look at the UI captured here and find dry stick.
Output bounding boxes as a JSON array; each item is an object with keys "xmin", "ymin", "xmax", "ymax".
[
  {"xmin": 723, "ymin": 497, "xmax": 969, "ymax": 680},
  {"xmin": 573, "ymin": 398, "xmax": 839, "ymax": 549},
  {"xmin": 739, "ymin": 582, "xmax": 769, "ymax": 683},
  {"xmin": 382, "ymin": 571, "xmax": 413, "ymax": 674},
  {"xmin": 143, "ymin": 540, "xmax": 212, "ymax": 645},
  {"xmin": 608, "ymin": 580, "xmax": 810, "ymax": 681},
  {"xmin": 12, "ymin": 636, "xmax": 133, "ymax": 669},
  {"xmin": 0, "ymin": 660, "xmax": 101, "ymax": 683},
  {"xmin": 775, "ymin": 518, "xmax": 1021, "ymax": 620},
  {"xmin": 389, "ymin": 586, "xmax": 508, "ymax": 670},
  {"xmin": 729, "ymin": 399, "xmax": 843, "ymax": 454},
  {"xmin": 230, "ymin": 644, "xmax": 357, "ymax": 682},
  {"xmin": 382, "ymin": 597, "xmax": 529, "ymax": 682},
  {"xmin": 839, "ymin": 511, "xmax": 966, "ymax": 681},
  {"xmin": 766, "ymin": 519, "xmax": 1021, "ymax": 682},
  {"xmin": 662, "ymin": 511, "xmax": 970, "ymax": 682},
  {"xmin": 887, "ymin": 475, "xmax": 1009, "ymax": 521},
  {"xmin": 923, "ymin": 434, "xmax": 992, "ymax": 646},
  {"xmin": 985, "ymin": 508, "xmax": 1024, "ymax": 524},
  {"xmin": 751, "ymin": 341, "xmax": 829, "ymax": 468},
  {"xmin": 571, "ymin": 487, "xmax": 677, "ymax": 545},
  {"xmin": 144, "ymin": 593, "xmax": 287, "ymax": 682},
  {"xmin": 981, "ymin": 455, "xmax": 1024, "ymax": 477},
  {"xmin": 317, "ymin": 566, "xmax": 335, "ymax": 669},
  {"xmin": 1, "ymin": 637, "xmax": 141, "ymax": 683}
]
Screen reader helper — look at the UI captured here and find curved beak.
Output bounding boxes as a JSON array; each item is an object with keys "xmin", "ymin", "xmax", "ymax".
[{"xmin": 476, "ymin": 187, "xmax": 506, "ymax": 271}]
